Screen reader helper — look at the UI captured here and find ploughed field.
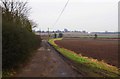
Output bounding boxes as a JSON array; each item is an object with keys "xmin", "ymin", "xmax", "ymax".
[{"xmin": 55, "ymin": 38, "xmax": 119, "ymax": 67}]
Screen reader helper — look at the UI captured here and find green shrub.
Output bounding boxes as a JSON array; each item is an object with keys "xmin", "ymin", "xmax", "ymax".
[{"xmin": 2, "ymin": 15, "xmax": 41, "ymax": 71}]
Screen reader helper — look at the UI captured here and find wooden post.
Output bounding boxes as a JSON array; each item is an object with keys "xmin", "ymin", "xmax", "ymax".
[{"xmin": 48, "ymin": 28, "xmax": 49, "ymax": 40}]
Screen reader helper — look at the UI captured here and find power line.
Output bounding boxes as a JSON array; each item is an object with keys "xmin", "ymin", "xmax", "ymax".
[{"xmin": 53, "ymin": 0, "xmax": 70, "ymax": 27}]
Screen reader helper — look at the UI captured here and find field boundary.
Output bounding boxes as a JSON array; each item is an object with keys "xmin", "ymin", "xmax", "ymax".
[{"xmin": 48, "ymin": 38, "xmax": 120, "ymax": 77}]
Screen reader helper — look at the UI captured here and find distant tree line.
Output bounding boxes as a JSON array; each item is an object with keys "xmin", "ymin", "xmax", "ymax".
[
  {"xmin": 90, "ymin": 32, "xmax": 120, "ymax": 34},
  {"xmin": 1, "ymin": 0, "xmax": 41, "ymax": 76}
]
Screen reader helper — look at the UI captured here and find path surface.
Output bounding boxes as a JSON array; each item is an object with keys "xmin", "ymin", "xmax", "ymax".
[{"xmin": 15, "ymin": 40, "xmax": 82, "ymax": 77}]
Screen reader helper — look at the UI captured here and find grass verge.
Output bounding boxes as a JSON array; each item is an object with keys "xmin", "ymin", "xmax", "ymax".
[{"xmin": 48, "ymin": 38, "xmax": 120, "ymax": 77}]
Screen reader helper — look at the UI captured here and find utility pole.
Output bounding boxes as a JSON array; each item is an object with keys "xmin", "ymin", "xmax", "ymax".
[
  {"xmin": 39, "ymin": 28, "xmax": 41, "ymax": 36},
  {"xmin": 48, "ymin": 28, "xmax": 49, "ymax": 40}
]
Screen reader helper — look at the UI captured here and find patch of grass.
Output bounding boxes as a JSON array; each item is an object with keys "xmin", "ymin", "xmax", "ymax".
[{"xmin": 48, "ymin": 38, "xmax": 120, "ymax": 77}]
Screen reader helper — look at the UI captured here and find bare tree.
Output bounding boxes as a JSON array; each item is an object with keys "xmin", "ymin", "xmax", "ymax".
[
  {"xmin": 1, "ymin": 0, "xmax": 34, "ymax": 31},
  {"xmin": 29, "ymin": 20, "xmax": 38, "ymax": 28},
  {"xmin": 0, "ymin": 0, "xmax": 30, "ymax": 16}
]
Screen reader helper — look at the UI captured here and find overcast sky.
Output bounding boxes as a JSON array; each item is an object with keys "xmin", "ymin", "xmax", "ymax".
[{"xmin": 28, "ymin": 0, "xmax": 119, "ymax": 32}]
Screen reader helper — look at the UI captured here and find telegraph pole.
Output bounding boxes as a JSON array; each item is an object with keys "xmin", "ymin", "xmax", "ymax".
[
  {"xmin": 39, "ymin": 28, "xmax": 41, "ymax": 36},
  {"xmin": 48, "ymin": 28, "xmax": 49, "ymax": 40}
]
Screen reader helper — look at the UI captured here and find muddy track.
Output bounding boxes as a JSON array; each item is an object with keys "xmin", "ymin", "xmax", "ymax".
[{"xmin": 15, "ymin": 40, "xmax": 82, "ymax": 77}]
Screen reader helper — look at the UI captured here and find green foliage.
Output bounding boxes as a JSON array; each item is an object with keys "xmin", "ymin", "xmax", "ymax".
[
  {"xmin": 2, "ymin": 7, "xmax": 41, "ymax": 72},
  {"xmin": 3, "ymin": 25, "xmax": 40, "ymax": 70},
  {"xmin": 58, "ymin": 33, "xmax": 63, "ymax": 38}
]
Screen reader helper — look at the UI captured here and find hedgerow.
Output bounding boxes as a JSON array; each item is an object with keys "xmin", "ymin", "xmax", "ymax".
[
  {"xmin": 1, "ymin": 0, "xmax": 41, "ymax": 75},
  {"xmin": 2, "ymin": 22, "xmax": 41, "ymax": 70}
]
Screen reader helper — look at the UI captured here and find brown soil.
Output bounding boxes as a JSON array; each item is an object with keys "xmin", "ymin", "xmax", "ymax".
[{"xmin": 55, "ymin": 38, "xmax": 119, "ymax": 67}]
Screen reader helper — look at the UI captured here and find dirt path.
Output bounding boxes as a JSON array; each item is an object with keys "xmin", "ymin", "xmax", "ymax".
[{"xmin": 15, "ymin": 40, "xmax": 82, "ymax": 77}]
